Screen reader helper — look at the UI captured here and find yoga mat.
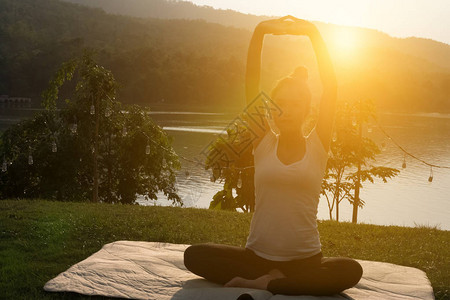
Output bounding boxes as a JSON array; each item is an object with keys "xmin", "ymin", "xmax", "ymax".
[{"xmin": 44, "ymin": 241, "xmax": 434, "ymax": 300}]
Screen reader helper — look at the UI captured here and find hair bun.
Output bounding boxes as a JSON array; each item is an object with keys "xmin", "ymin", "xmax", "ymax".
[{"xmin": 290, "ymin": 66, "xmax": 308, "ymax": 81}]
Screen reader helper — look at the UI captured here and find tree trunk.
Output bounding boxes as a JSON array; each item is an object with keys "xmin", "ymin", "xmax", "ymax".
[
  {"xmin": 335, "ymin": 181, "xmax": 340, "ymax": 222},
  {"xmin": 352, "ymin": 165, "xmax": 361, "ymax": 223},
  {"xmin": 328, "ymin": 203, "xmax": 333, "ymax": 220},
  {"xmin": 336, "ymin": 195, "xmax": 339, "ymax": 221},
  {"xmin": 352, "ymin": 99, "xmax": 363, "ymax": 223}
]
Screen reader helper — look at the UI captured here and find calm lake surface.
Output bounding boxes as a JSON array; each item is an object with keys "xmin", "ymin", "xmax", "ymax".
[
  {"xmin": 139, "ymin": 111, "xmax": 450, "ymax": 231},
  {"xmin": 1, "ymin": 108, "xmax": 449, "ymax": 230}
]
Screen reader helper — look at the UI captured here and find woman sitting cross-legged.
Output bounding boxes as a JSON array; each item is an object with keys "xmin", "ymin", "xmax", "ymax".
[{"xmin": 184, "ymin": 15, "xmax": 363, "ymax": 296}]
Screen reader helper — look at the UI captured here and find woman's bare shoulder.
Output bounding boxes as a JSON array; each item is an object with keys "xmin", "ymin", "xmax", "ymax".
[{"xmin": 252, "ymin": 126, "xmax": 276, "ymax": 151}]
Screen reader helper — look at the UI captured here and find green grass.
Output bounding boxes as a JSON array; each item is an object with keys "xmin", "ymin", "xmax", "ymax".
[{"xmin": 1, "ymin": 199, "xmax": 449, "ymax": 299}]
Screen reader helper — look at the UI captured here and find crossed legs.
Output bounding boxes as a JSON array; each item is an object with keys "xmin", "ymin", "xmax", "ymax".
[{"xmin": 183, "ymin": 243, "xmax": 363, "ymax": 296}]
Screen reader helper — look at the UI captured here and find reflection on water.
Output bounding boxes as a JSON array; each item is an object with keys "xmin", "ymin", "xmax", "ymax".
[
  {"xmin": 138, "ymin": 111, "xmax": 450, "ymax": 230},
  {"xmin": 163, "ymin": 126, "xmax": 224, "ymax": 134}
]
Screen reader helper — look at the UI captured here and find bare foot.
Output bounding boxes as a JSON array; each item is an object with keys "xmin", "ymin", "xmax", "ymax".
[
  {"xmin": 224, "ymin": 276, "xmax": 247, "ymax": 287},
  {"xmin": 224, "ymin": 275, "xmax": 272, "ymax": 290},
  {"xmin": 224, "ymin": 269, "xmax": 286, "ymax": 290}
]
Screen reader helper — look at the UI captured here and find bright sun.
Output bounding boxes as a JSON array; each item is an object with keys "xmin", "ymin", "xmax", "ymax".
[{"xmin": 331, "ymin": 28, "xmax": 359, "ymax": 59}]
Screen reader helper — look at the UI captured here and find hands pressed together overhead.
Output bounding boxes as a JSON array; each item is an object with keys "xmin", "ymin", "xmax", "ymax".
[{"xmin": 256, "ymin": 15, "xmax": 317, "ymax": 36}]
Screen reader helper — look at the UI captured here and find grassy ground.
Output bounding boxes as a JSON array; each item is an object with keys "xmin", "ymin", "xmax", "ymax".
[{"xmin": 1, "ymin": 199, "xmax": 449, "ymax": 299}]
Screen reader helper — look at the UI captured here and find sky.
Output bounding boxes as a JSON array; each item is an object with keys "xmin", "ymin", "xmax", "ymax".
[{"xmin": 187, "ymin": 0, "xmax": 450, "ymax": 45}]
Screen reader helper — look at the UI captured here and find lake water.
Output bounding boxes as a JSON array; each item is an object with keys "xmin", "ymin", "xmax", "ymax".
[
  {"xmin": 1, "ymin": 108, "xmax": 449, "ymax": 230},
  {"xmin": 138, "ymin": 111, "xmax": 450, "ymax": 231}
]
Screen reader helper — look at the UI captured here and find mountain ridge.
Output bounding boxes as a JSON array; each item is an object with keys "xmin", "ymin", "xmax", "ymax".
[
  {"xmin": 63, "ymin": 0, "xmax": 450, "ymax": 71},
  {"xmin": 0, "ymin": 0, "xmax": 449, "ymax": 113}
]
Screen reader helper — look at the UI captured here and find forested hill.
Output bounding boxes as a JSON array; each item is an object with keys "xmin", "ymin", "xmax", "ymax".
[
  {"xmin": 64, "ymin": 0, "xmax": 450, "ymax": 71},
  {"xmin": 65, "ymin": 0, "xmax": 269, "ymax": 32},
  {"xmin": 1, "ymin": 0, "xmax": 449, "ymax": 113}
]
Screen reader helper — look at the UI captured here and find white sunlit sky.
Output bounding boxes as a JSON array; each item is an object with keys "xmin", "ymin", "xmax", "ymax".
[{"xmin": 187, "ymin": 0, "xmax": 450, "ymax": 45}]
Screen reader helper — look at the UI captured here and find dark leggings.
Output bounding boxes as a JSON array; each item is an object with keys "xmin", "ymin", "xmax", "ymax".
[{"xmin": 184, "ymin": 243, "xmax": 363, "ymax": 296}]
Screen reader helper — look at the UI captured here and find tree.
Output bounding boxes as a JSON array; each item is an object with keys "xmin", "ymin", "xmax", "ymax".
[
  {"xmin": 205, "ymin": 118, "xmax": 255, "ymax": 213},
  {"xmin": 0, "ymin": 53, "xmax": 181, "ymax": 205},
  {"xmin": 321, "ymin": 99, "xmax": 400, "ymax": 222}
]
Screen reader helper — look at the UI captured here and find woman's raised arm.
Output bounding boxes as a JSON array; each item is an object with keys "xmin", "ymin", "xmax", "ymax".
[
  {"xmin": 278, "ymin": 16, "xmax": 337, "ymax": 151},
  {"xmin": 245, "ymin": 18, "xmax": 292, "ymax": 147},
  {"xmin": 246, "ymin": 17, "xmax": 293, "ymax": 104},
  {"xmin": 308, "ymin": 23, "xmax": 337, "ymax": 152},
  {"xmin": 245, "ymin": 25, "xmax": 264, "ymax": 108}
]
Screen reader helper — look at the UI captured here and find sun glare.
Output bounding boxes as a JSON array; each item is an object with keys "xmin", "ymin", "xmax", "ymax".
[{"xmin": 331, "ymin": 28, "xmax": 358, "ymax": 60}]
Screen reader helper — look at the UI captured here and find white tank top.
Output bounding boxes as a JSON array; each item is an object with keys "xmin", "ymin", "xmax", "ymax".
[{"xmin": 245, "ymin": 126, "xmax": 329, "ymax": 261}]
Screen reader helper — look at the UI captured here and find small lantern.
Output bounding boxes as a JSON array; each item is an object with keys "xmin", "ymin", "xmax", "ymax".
[
  {"xmin": 428, "ymin": 167, "xmax": 433, "ymax": 182},
  {"xmin": 70, "ymin": 123, "xmax": 77, "ymax": 134},
  {"xmin": 237, "ymin": 171, "xmax": 243, "ymax": 188}
]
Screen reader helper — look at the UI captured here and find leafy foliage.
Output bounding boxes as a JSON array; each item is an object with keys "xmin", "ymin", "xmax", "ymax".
[
  {"xmin": 205, "ymin": 120, "xmax": 255, "ymax": 212},
  {"xmin": 0, "ymin": 54, "xmax": 181, "ymax": 205}
]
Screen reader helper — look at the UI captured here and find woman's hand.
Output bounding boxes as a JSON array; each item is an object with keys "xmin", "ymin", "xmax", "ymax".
[
  {"xmin": 256, "ymin": 18, "xmax": 290, "ymax": 36},
  {"xmin": 256, "ymin": 15, "xmax": 317, "ymax": 37}
]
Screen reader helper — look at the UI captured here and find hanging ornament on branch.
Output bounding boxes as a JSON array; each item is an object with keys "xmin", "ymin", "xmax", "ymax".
[
  {"xmin": 70, "ymin": 115, "xmax": 78, "ymax": 134},
  {"xmin": 28, "ymin": 153, "xmax": 33, "ymax": 165},
  {"xmin": 428, "ymin": 166, "xmax": 433, "ymax": 182},
  {"xmin": 52, "ymin": 139, "xmax": 57, "ymax": 153},
  {"xmin": 90, "ymin": 100, "xmax": 95, "ymax": 115},
  {"xmin": 105, "ymin": 106, "xmax": 112, "ymax": 117},
  {"xmin": 2, "ymin": 159, "xmax": 7, "ymax": 172},
  {"xmin": 237, "ymin": 171, "xmax": 243, "ymax": 188},
  {"xmin": 145, "ymin": 141, "xmax": 151, "ymax": 155}
]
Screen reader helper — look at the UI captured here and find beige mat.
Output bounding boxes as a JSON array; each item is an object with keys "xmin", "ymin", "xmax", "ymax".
[{"xmin": 44, "ymin": 241, "xmax": 434, "ymax": 300}]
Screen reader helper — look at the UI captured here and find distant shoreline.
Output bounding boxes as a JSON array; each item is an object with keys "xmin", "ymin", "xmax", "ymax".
[{"xmin": 2, "ymin": 107, "xmax": 450, "ymax": 119}]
